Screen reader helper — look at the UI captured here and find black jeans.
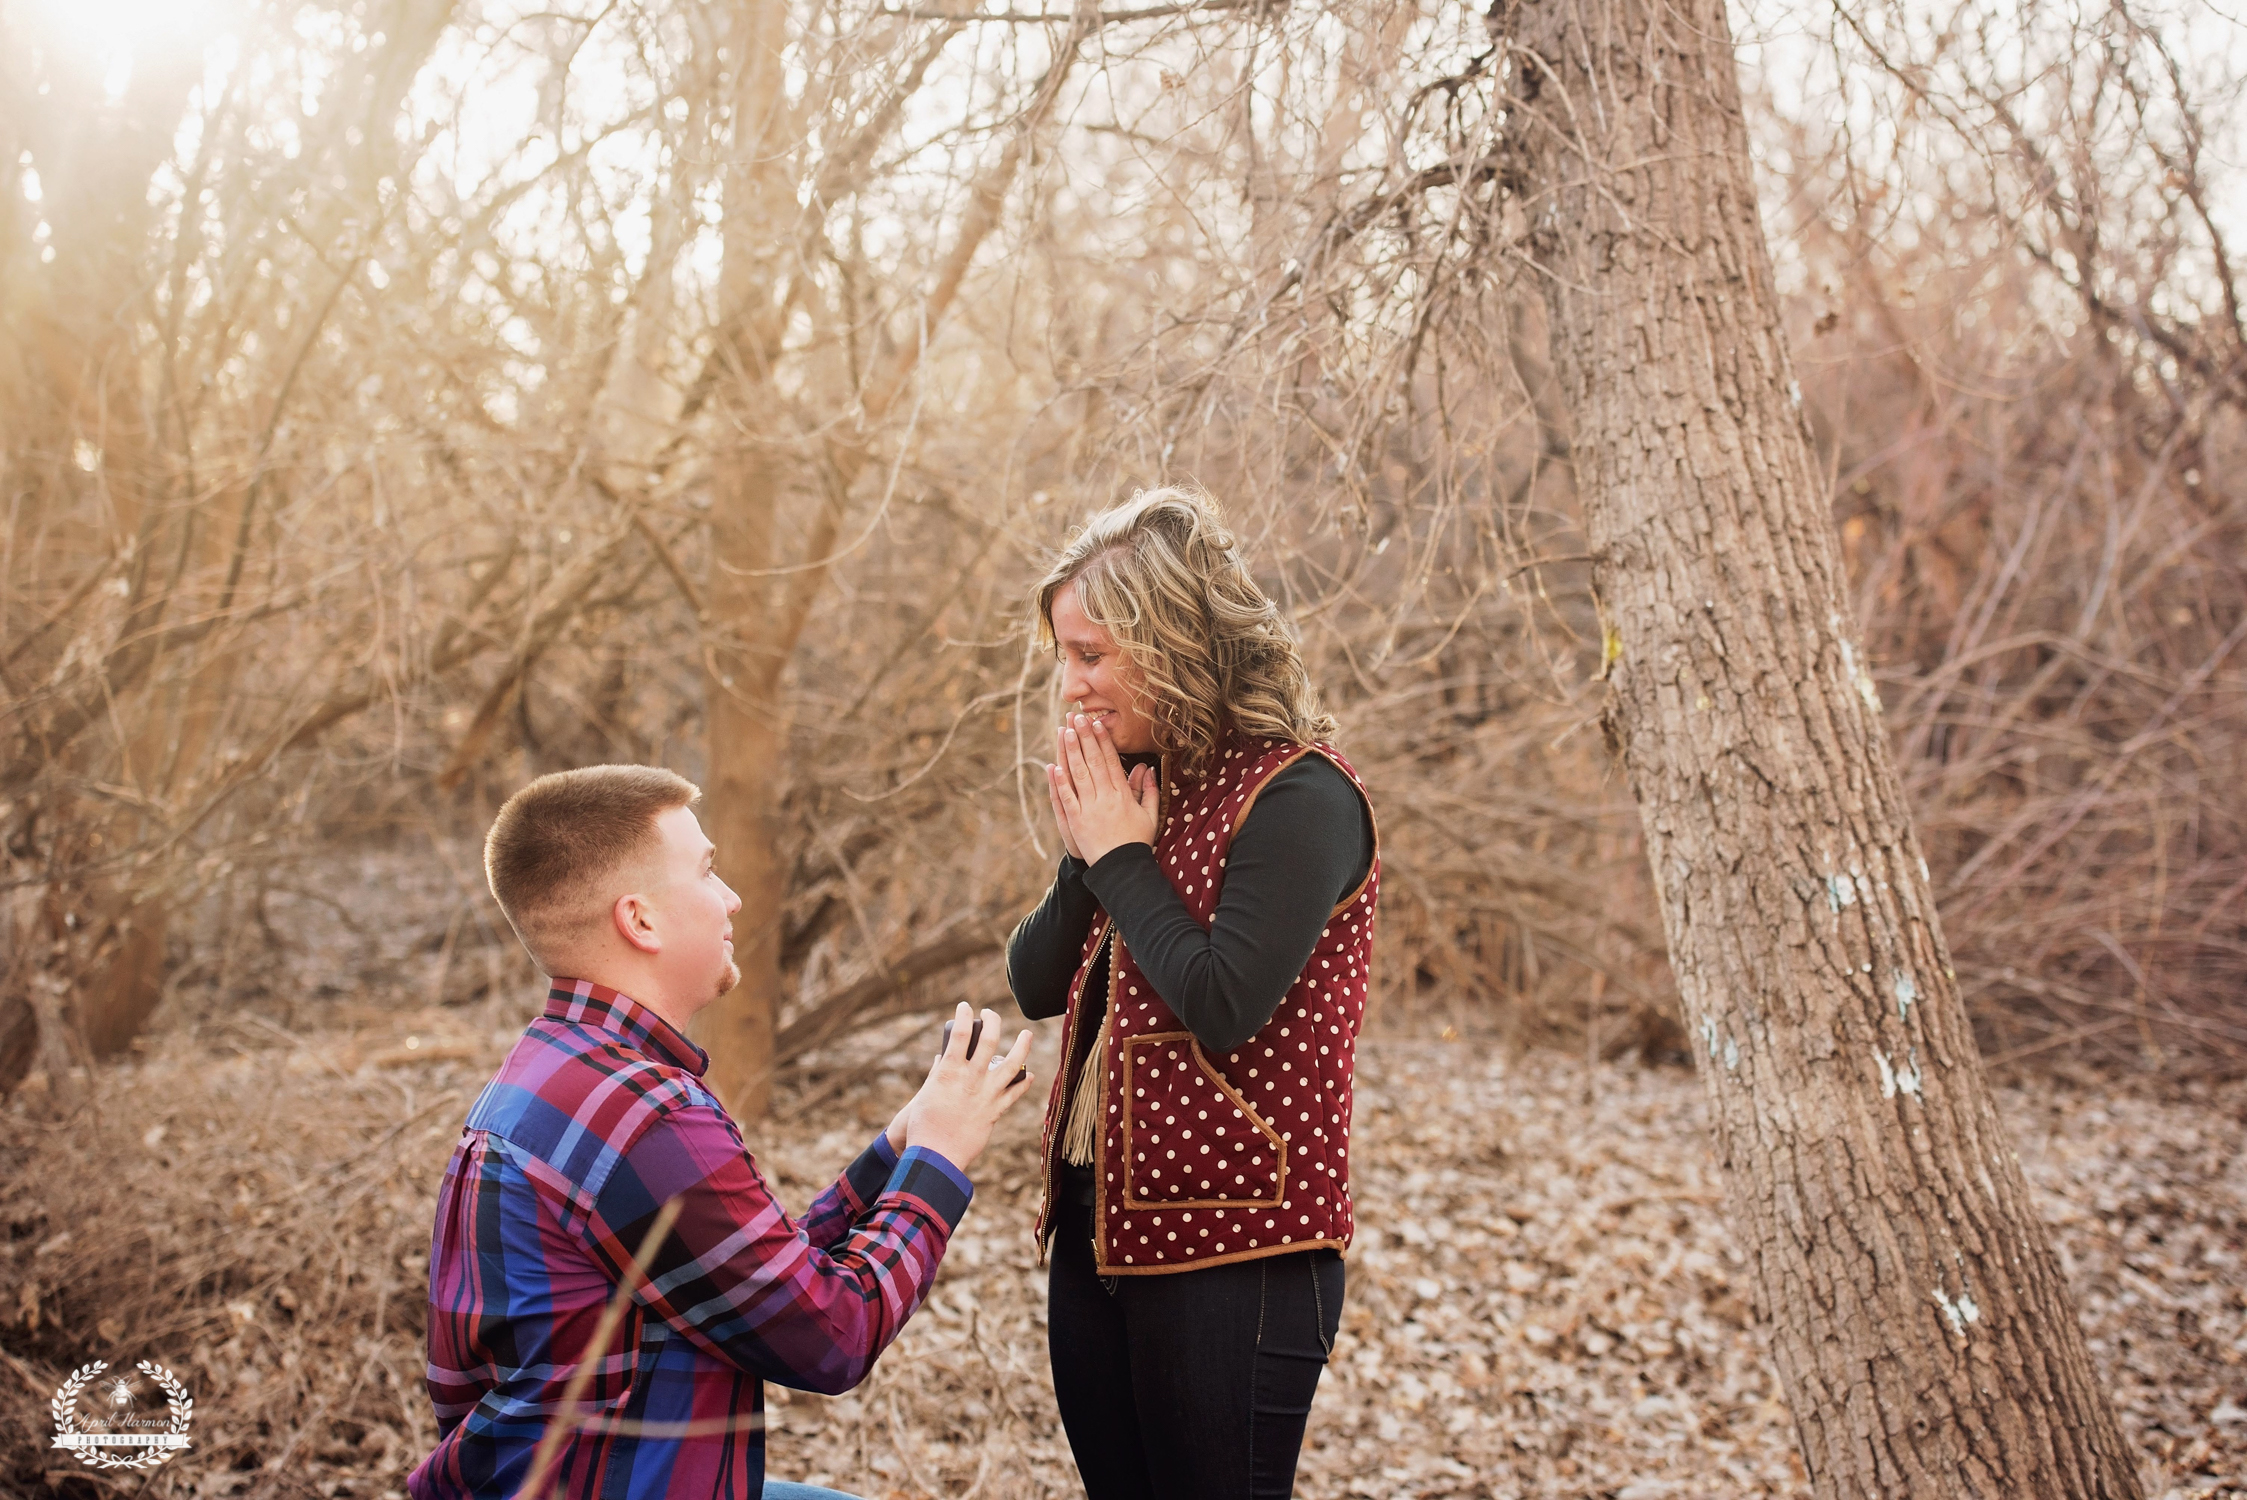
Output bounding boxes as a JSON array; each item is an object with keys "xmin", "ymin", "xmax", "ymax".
[{"xmin": 1047, "ymin": 1184, "xmax": 1345, "ymax": 1500}]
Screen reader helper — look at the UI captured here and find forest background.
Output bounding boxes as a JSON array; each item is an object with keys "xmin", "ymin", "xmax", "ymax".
[{"xmin": 1, "ymin": 0, "xmax": 2243, "ymax": 1493}]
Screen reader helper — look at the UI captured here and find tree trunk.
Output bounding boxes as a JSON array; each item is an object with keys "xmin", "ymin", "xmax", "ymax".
[
  {"xmin": 695, "ymin": 0, "xmax": 799, "ymax": 1122},
  {"xmin": 5, "ymin": 38, "xmax": 199, "ymax": 1084},
  {"xmin": 691, "ymin": 14, "xmax": 1087, "ymax": 1120},
  {"xmin": 0, "ymin": 0, "xmax": 464, "ymax": 1092},
  {"xmin": 1504, "ymin": 0, "xmax": 2146, "ymax": 1495},
  {"xmin": 75, "ymin": 913, "xmax": 167, "ymax": 1056}
]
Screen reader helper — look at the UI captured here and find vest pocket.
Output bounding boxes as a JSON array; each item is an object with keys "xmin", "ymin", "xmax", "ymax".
[{"xmin": 1117, "ymin": 1031, "xmax": 1286, "ymax": 1209}]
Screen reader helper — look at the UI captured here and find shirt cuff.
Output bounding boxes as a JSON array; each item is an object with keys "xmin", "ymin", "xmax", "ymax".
[
  {"xmin": 840, "ymin": 1133, "xmax": 903, "ymax": 1210},
  {"xmin": 883, "ymin": 1146, "xmax": 975, "ymax": 1230}
]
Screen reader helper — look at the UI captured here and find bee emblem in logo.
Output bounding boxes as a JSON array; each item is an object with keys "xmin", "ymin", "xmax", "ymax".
[{"xmin": 49, "ymin": 1361, "xmax": 194, "ymax": 1471}]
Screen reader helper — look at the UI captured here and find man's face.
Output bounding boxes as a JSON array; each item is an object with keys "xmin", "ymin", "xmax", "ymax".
[
  {"xmin": 1051, "ymin": 582, "xmax": 1158, "ymax": 755},
  {"xmin": 647, "ymin": 804, "xmax": 742, "ymax": 1009}
]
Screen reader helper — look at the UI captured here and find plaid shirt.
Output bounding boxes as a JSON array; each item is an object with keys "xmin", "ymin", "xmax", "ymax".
[{"xmin": 408, "ymin": 980, "xmax": 971, "ymax": 1500}]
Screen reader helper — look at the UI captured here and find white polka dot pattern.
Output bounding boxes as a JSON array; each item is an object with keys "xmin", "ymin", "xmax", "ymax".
[
  {"xmin": 1034, "ymin": 736, "xmax": 1380, "ymax": 1275},
  {"xmin": 1115, "ymin": 1032, "xmax": 1286, "ymax": 1206}
]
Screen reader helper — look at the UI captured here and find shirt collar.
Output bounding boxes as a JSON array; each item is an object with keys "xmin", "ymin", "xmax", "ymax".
[{"xmin": 542, "ymin": 978, "xmax": 709, "ymax": 1076}]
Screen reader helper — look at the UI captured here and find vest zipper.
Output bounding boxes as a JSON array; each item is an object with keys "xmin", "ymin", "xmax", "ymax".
[
  {"xmin": 1087, "ymin": 927, "xmax": 1121, "ymax": 1272},
  {"xmin": 1043, "ymin": 753, "xmax": 1161, "ymax": 1269},
  {"xmin": 1039, "ymin": 918, "xmax": 1112, "ymax": 1261}
]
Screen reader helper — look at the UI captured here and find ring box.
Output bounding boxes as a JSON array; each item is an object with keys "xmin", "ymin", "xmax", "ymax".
[{"xmin": 941, "ymin": 1017, "xmax": 1030, "ymax": 1085}]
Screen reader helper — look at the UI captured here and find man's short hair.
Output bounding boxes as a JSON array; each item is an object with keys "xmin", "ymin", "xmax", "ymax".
[{"xmin": 484, "ymin": 765, "xmax": 699, "ymax": 973}]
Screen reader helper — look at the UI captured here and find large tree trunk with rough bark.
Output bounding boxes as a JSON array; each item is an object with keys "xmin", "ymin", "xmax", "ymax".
[{"xmin": 1503, "ymin": 0, "xmax": 2146, "ymax": 1494}]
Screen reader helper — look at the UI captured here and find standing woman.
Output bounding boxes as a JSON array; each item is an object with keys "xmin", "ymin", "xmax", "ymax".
[{"xmin": 1009, "ymin": 488, "xmax": 1378, "ymax": 1500}]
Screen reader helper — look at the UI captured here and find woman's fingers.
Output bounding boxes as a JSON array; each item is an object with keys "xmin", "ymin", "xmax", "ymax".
[
  {"xmin": 1055, "ymin": 713, "xmax": 1156, "ymax": 863},
  {"xmin": 1084, "ymin": 714, "xmax": 1128, "ymax": 788},
  {"xmin": 1046, "ymin": 768, "xmax": 1084, "ymax": 860},
  {"xmin": 1050, "ymin": 756, "xmax": 1083, "ymax": 815},
  {"xmin": 1053, "ymin": 724, "xmax": 1077, "ymax": 794},
  {"xmin": 1063, "ymin": 719, "xmax": 1101, "ymax": 796},
  {"xmin": 1069, "ymin": 712, "xmax": 1122, "ymax": 793},
  {"xmin": 1057, "ymin": 721, "xmax": 1098, "ymax": 795}
]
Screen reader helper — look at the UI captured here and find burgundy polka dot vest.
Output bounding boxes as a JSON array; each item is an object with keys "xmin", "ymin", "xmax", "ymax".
[{"xmin": 1036, "ymin": 736, "xmax": 1380, "ymax": 1275}]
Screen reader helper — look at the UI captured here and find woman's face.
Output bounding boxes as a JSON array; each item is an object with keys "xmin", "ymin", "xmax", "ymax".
[{"xmin": 1050, "ymin": 582, "xmax": 1158, "ymax": 755}]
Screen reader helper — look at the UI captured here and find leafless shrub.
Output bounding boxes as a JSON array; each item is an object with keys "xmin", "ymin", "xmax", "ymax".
[
  {"xmin": 5, "ymin": 0, "xmax": 2242, "ymax": 1134},
  {"xmin": 0, "ymin": 1023, "xmax": 470, "ymax": 1494},
  {"xmin": 1756, "ymin": 0, "xmax": 2247, "ymax": 1067}
]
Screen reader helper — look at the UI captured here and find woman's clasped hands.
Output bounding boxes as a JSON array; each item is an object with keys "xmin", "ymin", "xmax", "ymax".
[{"xmin": 1046, "ymin": 712, "xmax": 1158, "ymax": 866}]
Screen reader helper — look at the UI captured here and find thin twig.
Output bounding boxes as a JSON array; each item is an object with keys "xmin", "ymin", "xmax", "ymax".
[{"xmin": 520, "ymin": 1196, "xmax": 685, "ymax": 1500}]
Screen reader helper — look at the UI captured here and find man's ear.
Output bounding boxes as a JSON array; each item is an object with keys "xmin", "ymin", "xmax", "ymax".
[{"xmin": 613, "ymin": 891, "xmax": 662, "ymax": 956}]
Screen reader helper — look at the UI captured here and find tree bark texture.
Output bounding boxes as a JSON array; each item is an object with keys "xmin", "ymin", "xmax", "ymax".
[
  {"xmin": 1503, "ymin": 0, "xmax": 2145, "ymax": 1494},
  {"xmin": 695, "ymin": 0, "xmax": 799, "ymax": 1123}
]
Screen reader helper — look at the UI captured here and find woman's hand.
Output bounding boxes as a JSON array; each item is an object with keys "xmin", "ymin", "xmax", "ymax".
[
  {"xmin": 1046, "ymin": 723, "xmax": 1087, "ymax": 863},
  {"xmin": 1051, "ymin": 711, "xmax": 1158, "ymax": 867}
]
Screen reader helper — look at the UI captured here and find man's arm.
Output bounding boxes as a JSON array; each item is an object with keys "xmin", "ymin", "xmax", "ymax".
[
  {"xmin": 795, "ymin": 1133, "xmax": 904, "ymax": 1249},
  {"xmin": 585, "ymin": 1103, "xmax": 971, "ymax": 1396}
]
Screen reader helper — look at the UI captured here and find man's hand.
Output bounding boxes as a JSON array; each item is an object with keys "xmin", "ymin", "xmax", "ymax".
[
  {"xmin": 893, "ymin": 1003, "xmax": 1035, "ymax": 1172},
  {"xmin": 1051, "ymin": 712, "xmax": 1158, "ymax": 867}
]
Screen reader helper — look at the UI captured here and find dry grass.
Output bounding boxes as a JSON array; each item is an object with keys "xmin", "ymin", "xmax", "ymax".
[{"xmin": 4, "ymin": 1001, "xmax": 2241, "ymax": 1499}]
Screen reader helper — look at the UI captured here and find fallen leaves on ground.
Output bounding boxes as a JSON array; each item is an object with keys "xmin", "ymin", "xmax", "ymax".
[
  {"xmin": 3, "ymin": 1018, "xmax": 2240, "ymax": 1499},
  {"xmin": 764, "ymin": 1036, "xmax": 2246, "ymax": 1500}
]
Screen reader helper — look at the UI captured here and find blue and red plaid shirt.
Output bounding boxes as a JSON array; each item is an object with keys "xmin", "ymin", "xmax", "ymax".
[{"xmin": 408, "ymin": 979, "xmax": 971, "ymax": 1500}]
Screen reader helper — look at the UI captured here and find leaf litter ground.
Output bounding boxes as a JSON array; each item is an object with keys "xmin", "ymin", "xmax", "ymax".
[{"xmin": 2, "ymin": 1017, "xmax": 2240, "ymax": 1498}]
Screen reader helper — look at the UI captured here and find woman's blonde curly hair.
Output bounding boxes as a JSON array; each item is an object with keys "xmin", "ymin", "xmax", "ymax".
[{"xmin": 1035, "ymin": 487, "xmax": 1336, "ymax": 776}]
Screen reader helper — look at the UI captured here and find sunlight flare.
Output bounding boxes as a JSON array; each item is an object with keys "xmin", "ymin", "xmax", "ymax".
[{"xmin": 14, "ymin": 0, "xmax": 230, "ymax": 94}]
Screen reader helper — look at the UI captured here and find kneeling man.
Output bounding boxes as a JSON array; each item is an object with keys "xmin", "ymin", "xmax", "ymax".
[{"xmin": 408, "ymin": 765, "xmax": 1032, "ymax": 1500}]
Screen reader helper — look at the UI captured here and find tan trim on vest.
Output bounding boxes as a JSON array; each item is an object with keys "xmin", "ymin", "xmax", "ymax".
[
  {"xmin": 1226, "ymin": 743, "xmax": 1383, "ymax": 916},
  {"xmin": 1070, "ymin": 735, "xmax": 1376, "ymax": 1279},
  {"xmin": 1099, "ymin": 1236, "xmax": 1350, "ymax": 1277}
]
